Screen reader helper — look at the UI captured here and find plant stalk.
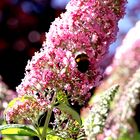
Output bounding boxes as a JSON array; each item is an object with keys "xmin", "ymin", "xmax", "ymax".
[{"xmin": 41, "ymin": 92, "xmax": 57, "ymax": 140}]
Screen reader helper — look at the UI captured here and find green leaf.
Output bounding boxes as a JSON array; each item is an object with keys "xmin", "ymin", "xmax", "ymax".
[
  {"xmin": 46, "ymin": 134, "xmax": 73, "ymax": 140},
  {"xmin": 118, "ymin": 130, "xmax": 140, "ymax": 140},
  {"xmin": 0, "ymin": 124, "xmax": 38, "ymax": 137},
  {"xmin": 46, "ymin": 134, "xmax": 65, "ymax": 140},
  {"xmin": 56, "ymin": 103, "xmax": 82, "ymax": 125},
  {"xmin": 2, "ymin": 136, "xmax": 30, "ymax": 140},
  {"xmin": 134, "ymin": 131, "xmax": 140, "ymax": 140}
]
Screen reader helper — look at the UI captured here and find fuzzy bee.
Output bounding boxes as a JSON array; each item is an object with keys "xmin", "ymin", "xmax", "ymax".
[{"xmin": 75, "ymin": 53, "xmax": 89, "ymax": 73}]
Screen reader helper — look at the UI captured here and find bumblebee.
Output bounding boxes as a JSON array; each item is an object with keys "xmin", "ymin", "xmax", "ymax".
[{"xmin": 75, "ymin": 53, "xmax": 89, "ymax": 73}]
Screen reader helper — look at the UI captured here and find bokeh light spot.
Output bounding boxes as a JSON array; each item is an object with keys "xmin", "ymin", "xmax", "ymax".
[
  {"xmin": 7, "ymin": 18, "xmax": 18, "ymax": 29},
  {"xmin": 21, "ymin": 1, "xmax": 35, "ymax": 13},
  {"xmin": 51, "ymin": 0, "xmax": 70, "ymax": 9},
  {"xmin": 13, "ymin": 39, "xmax": 27, "ymax": 51},
  {"xmin": 28, "ymin": 31, "xmax": 40, "ymax": 43}
]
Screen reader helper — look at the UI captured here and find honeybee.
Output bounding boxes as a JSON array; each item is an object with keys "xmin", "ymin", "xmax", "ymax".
[{"xmin": 75, "ymin": 53, "xmax": 89, "ymax": 73}]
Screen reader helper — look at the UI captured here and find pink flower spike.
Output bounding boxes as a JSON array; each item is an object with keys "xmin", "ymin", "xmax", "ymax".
[{"xmin": 16, "ymin": 0, "xmax": 127, "ymax": 106}]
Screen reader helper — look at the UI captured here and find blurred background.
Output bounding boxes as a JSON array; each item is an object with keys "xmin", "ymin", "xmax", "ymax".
[
  {"xmin": 0, "ymin": 0, "xmax": 140, "ymax": 90},
  {"xmin": 0, "ymin": 0, "xmax": 68, "ymax": 89}
]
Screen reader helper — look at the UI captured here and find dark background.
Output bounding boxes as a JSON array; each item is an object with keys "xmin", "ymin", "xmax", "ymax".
[{"xmin": 0, "ymin": 0, "xmax": 66, "ymax": 90}]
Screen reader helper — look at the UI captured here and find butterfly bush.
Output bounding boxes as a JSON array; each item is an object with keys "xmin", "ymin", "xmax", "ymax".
[
  {"xmin": 16, "ymin": 0, "xmax": 127, "ymax": 106},
  {"xmin": 83, "ymin": 84, "xmax": 119, "ymax": 139},
  {"xmin": 4, "ymin": 95, "xmax": 48, "ymax": 124},
  {"xmin": 4, "ymin": 0, "xmax": 127, "ymax": 138},
  {"xmin": 102, "ymin": 67, "xmax": 140, "ymax": 139},
  {"xmin": 91, "ymin": 21, "xmax": 140, "ymax": 139}
]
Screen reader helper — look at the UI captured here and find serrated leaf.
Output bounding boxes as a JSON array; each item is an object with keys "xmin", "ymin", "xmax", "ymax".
[
  {"xmin": 0, "ymin": 124, "xmax": 38, "ymax": 137},
  {"xmin": 56, "ymin": 103, "xmax": 82, "ymax": 125}
]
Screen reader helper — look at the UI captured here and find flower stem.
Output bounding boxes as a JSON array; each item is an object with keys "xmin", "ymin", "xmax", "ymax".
[
  {"xmin": 41, "ymin": 92, "xmax": 57, "ymax": 140},
  {"xmin": 34, "ymin": 123, "xmax": 42, "ymax": 139}
]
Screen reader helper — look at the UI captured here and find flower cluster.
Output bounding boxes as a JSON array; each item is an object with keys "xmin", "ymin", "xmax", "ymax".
[
  {"xmin": 92, "ymin": 21, "xmax": 140, "ymax": 139},
  {"xmin": 83, "ymin": 84, "xmax": 119, "ymax": 139},
  {"xmin": 103, "ymin": 67, "xmax": 140, "ymax": 139},
  {"xmin": 4, "ymin": 95, "xmax": 48, "ymax": 124},
  {"xmin": 0, "ymin": 76, "xmax": 17, "ymax": 124},
  {"xmin": 16, "ymin": 0, "xmax": 127, "ymax": 106},
  {"xmin": 51, "ymin": 109, "xmax": 81, "ymax": 139}
]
